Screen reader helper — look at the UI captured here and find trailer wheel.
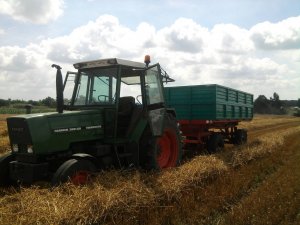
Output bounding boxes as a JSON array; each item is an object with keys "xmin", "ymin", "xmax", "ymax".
[
  {"xmin": 207, "ymin": 133, "xmax": 224, "ymax": 154},
  {"xmin": 52, "ymin": 159, "xmax": 96, "ymax": 186},
  {"xmin": 0, "ymin": 153, "xmax": 15, "ymax": 187},
  {"xmin": 234, "ymin": 129, "xmax": 247, "ymax": 145},
  {"xmin": 143, "ymin": 114, "xmax": 182, "ymax": 170}
]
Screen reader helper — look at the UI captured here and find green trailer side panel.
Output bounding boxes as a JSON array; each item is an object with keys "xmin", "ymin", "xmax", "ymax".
[{"xmin": 164, "ymin": 84, "xmax": 253, "ymax": 120}]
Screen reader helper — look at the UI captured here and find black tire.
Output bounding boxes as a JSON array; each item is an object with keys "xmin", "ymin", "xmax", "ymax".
[
  {"xmin": 0, "ymin": 153, "xmax": 15, "ymax": 187},
  {"xmin": 207, "ymin": 133, "xmax": 224, "ymax": 154},
  {"xmin": 141, "ymin": 114, "xmax": 182, "ymax": 170},
  {"xmin": 233, "ymin": 129, "xmax": 247, "ymax": 145},
  {"xmin": 51, "ymin": 159, "xmax": 96, "ymax": 186}
]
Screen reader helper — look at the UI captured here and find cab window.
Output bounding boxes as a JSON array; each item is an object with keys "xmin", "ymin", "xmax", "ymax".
[{"xmin": 145, "ymin": 66, "xmax": 164, "ymax": 105}]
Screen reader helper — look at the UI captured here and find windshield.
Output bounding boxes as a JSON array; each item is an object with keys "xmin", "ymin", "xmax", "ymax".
[{"xmin": 73, "ymin": 68, "xmax": 117, "ymax": 106}]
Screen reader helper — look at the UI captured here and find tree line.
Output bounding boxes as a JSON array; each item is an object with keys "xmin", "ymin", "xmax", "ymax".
[
  {"xmin": 1, "ymin": 93, "xmax": 300, "ymax": 115},
  {"xmin": 254, "ymin": 92, "xmax": 300, "ymax": 114},
  {"xmin": 0, "ymin": 97, "xmax": 57, "ymax": 108}
]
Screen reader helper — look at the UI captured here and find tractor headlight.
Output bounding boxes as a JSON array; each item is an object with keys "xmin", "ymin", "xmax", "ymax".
[
  {"xmin": 27, "ymin": 145, "xmax": 33, "ymax": 154},
  {"xmin": 12, "ymin": 144, "xmax": 19, "ymax": 152}
]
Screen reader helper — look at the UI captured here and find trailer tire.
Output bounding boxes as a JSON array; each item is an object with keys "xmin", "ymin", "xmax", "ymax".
[
  {"xmin": 143, "ymin": 114, "xmax": 182, "ymax": 170},
  {"xmin": 0, "ymin": 153, "xmax": 15, "ymax": 187},
  {"xmin": 234, "ymin": 129, "xmax": 247, "ymax": 145},
  {"xmin": 207, "ymin": 133, "xmax": 224, "ymax": 154},
  {"xmin": 52, "ymin": 158, "xmax": 96, "ymax": 186}
]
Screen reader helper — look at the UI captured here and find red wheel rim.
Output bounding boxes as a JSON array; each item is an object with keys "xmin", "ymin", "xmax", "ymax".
[
  {"xmin": 157, "ymin": 128, "xmax": 179, "ymax": 168},
  {"xmin": 70, "ymin": 171, "xmax": 89, "ymax": 185}
]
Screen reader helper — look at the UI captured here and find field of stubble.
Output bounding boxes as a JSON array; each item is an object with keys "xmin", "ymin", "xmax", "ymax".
[{"xmin": 0, "ymin": 114, "xmax": 300, "ymax": 225}]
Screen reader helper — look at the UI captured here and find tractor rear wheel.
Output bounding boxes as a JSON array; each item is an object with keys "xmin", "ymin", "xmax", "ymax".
[
  {"xmin": 143, "ymin": 114, "xmax": 182, "ymax": 170},
  {"xmin": 52, "ymin": 159, "xmax": 96, "ymax": 186},
  {"xmin": 0, "ymin": 153, "xmax": 15, "ymax": 187},
  {"xmin": 207, "ymin": 133, "xmax": 224, "ymax": 154}
]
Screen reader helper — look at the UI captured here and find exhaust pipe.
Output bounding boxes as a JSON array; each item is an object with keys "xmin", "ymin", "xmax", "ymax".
[{"xmin": 51, "ymin": 64, "xmax": 64, "ymax": 113}]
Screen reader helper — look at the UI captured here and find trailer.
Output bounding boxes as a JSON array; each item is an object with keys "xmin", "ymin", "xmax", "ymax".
[{"xmin": 164, "ymin": 85, "xmax": 253, "ymax": 153}]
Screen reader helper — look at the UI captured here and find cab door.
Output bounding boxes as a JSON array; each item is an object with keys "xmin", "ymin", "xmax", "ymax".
[{"xmin": 144, "ymin": 64, "xmax": 166, "ymax": 136}]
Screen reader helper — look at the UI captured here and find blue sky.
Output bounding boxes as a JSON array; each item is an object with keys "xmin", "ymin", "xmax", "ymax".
[{"xmin": 0, "ymin": 0, "xmax": 299, "ymax": 100}]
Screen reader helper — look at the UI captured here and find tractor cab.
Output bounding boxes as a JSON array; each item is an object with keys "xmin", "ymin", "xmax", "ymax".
[{"xmin": 60, "ymin": 56, "xmax": 174, "ymax": 138}]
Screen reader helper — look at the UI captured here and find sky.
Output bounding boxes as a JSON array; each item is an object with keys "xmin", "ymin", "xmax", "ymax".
[{"xmin": 0, "ymin": 0, "xmax": 299, "ymax": 100}]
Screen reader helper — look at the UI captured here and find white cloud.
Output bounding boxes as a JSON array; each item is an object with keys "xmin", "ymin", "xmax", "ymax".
[
  {"xmin": 0, "ymin": 45, "xmax": 57, "ymax": 99},
  {"xmin": 0, "ymin": 0, "xmax": 64, "ymax": 24},
  {"xmin": 210, "ymin": 24, "xmax": 254, "ymax": 54},
  {"xmin": 0, "ymin": 15, "xmax": 299, "ymax": 100},
  {"xmin": 156, "ymin": 18, "xmax": 209, "ymax": 53},
  {"xmin": 250, "ymin": 16, "xmax": 300, "ymax": 50}
]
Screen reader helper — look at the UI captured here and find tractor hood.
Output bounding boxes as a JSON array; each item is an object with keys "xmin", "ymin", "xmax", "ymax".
[{"xmin": 7, "ymin": 110, "xmax": 105, "ymax": 155}]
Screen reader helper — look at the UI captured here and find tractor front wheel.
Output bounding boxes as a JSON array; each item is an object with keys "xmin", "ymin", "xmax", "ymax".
[
  {"xmin": 0, "ymin": 153, "xmax": 15, "ymax": 187},
  {"xmin": 52, "ymin": 159, "xmax": 96, "ymax": 186}
]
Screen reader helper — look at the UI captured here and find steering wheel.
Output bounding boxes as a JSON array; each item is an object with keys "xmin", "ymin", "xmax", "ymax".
[{"xmin": 98, "ymin": 95, "xmax": 109, "ymax": 102}]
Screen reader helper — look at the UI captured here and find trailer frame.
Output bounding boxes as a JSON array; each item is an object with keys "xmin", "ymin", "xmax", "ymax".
[{"xmin": 179, "ymin": 119, "xmax": 248, "ymax": 151}]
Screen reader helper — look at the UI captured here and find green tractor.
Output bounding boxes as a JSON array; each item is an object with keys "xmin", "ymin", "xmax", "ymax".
[{"xmin": 0, "ymin": 56, "xmax": 182, "ymax": 186}]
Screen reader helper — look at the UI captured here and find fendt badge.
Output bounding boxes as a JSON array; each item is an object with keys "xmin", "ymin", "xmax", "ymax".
[
  {"xmin": 11, "ymin": 127, "xmax": 24, "ymax": 132},
  {"xmin": 53, "ymin": 125, "xmax": 102, "ymax": 133}
]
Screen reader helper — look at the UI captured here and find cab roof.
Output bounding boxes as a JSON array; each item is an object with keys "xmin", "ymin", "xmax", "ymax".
[{"xmin": 73, "ymin": 58, "xmax": 145, "ymax": 70}]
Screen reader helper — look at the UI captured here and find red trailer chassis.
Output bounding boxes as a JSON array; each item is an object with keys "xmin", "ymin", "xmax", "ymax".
[{"xmin": 178, "ymin": 119, "xmax": 248, "ymax": 152}]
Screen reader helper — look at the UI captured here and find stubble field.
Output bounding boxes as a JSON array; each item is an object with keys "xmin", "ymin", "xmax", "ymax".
[{"xmin": 0, "ymin": 114, "xmax": 300, "ymax": 225}]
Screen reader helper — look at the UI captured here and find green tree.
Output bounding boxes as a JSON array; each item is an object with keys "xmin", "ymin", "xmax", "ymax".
[
  {"xmin": 41, "ymin": 97, "xmax": 56, "ymax": 108},
  {"xmin": 273, "ymin": 92, "xmax": 279, "ymax": 101},
  {"xmin": 0, "ymin": 99, "xmax": 9, "ymax": 107},
  {"xmin": 28, "ymin": 100, "xmax": 41, "ymax": 106},
  {"xmin": 270, "ymin": 92, "xmax": 282, "ymax": 109},
  {"xmin": 254, "ymin": 95, "xmax": 271, "ymax": 114}
]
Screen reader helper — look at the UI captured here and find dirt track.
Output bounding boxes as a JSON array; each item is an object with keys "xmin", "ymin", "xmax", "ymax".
[
  {"xmin": 220, "ymin": 131, "xmax": 300, "ymax": 225},
  {"xmin": 211, "ymin": 117, "xmax": 300, "ymax": 225},
  {"xmin": 248, "ymin": 120, "xmax": 299, "ymax": 139}
]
